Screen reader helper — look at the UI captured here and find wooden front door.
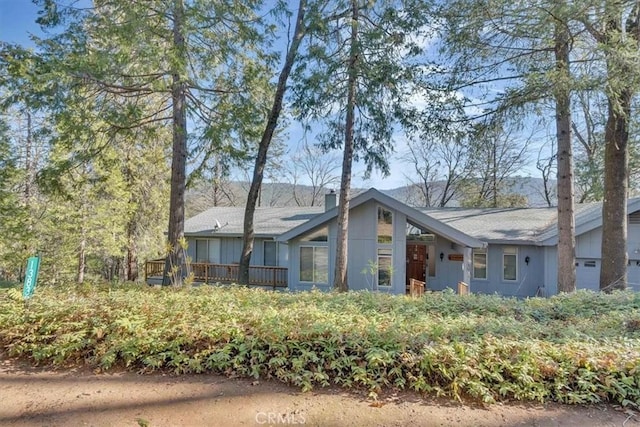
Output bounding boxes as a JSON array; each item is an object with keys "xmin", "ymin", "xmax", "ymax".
[{"xmin": 406, "ymin": 244, "xmax": 427, "ymax": 292}]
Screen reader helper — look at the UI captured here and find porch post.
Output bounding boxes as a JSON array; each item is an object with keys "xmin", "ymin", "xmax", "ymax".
[{"xmin": 462, "ymin": 246, "xmax": 472, "ymax": 286}]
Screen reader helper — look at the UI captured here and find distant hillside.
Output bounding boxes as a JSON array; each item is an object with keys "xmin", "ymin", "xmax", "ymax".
[
  {"xmin": 185, "ymin": 177, "xmax": 556, "ymax": 218},
  {"xmin": 185, "ymin": 182, "xmax": 335, "ymax": 218},
  {"xmin": 382, "ymin": 177, "xmax": 557, "ymax": 208}
]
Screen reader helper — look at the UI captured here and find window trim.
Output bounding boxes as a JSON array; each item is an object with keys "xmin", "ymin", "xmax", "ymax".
[
  {"xmin": 299, "ymin": 245, "xmax": 329, "ymax": 284},
  {"xmin": 502, "ymin": 247, "xmax": 518, "ymax": 282},
  {"xmin": 472, "ymin": 249, "xmax": 488, "ymax": 280}
]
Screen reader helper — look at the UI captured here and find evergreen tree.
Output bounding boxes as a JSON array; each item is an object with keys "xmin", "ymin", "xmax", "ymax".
[
  {"xmin": 238, "ymin": 0, "xmax": 308, "ymax": 285},
  {"xmin": 292, "ymin": 0, "xmax": 431, "ymax": 291},
  {"xmin": 32, "ymin": 0, "xmax": 272, "ymax": 285},
  {"xmin": 439, "ymin": 0, "xmax": 579, "ymax": 291},
  {"xmin": 577, "ymin": 0, "xmax": 640, "ymax": 291}
]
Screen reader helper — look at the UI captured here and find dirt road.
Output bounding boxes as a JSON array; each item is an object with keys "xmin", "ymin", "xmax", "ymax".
[{"xmin": 1, "ymin": 359, "xmax": 638, "ymax": 427}]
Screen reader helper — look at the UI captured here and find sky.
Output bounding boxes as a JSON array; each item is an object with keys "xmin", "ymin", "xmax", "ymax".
[
  {"xmin": 0, "ymin": 0, "xmax": 42, "ymax": 45},
  {"xmin": 0, "ymin": 1, "xmax": 542, "ymax": 191},
  {"xmin": 0, "ymin": 0, "xmax": 416, "ymax": 190}
]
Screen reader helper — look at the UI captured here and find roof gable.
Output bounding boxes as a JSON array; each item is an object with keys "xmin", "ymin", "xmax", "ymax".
[
  {"xmin": 277, "ymin": 188, "xmax": 486, "ymax": 248},
  {"xmin": 538, "ymin": 197, "xmax": 640, "ymax": 245}
]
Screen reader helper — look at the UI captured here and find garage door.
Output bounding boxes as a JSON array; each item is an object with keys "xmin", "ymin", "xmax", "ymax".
[{"xmin": 628, "ymin": 260, "xmax": 640, "ymax": 292}]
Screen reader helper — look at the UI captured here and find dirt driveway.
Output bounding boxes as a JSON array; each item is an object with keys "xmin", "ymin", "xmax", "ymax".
[{"xmin": 1, "ymin": 358, "xmax": 638, "ymax": 427}]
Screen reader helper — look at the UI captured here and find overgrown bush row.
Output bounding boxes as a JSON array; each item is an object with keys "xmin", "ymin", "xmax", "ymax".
[{"xmin": 1, "ymin": 285, "xmax": 640, "ymax": 405}]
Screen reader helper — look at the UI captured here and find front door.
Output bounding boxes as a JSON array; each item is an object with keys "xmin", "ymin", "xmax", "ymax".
[{"xmin": 406, "ymin": 244, "xmax": 427, "ymax": 293}]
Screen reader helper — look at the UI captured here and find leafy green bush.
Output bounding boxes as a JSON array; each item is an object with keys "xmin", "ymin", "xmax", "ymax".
[{"xmin": 1, "ymin": 285, "xmax": 639, "ymax": 406}]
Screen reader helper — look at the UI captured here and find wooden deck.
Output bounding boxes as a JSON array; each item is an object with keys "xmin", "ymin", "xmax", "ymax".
[{"xmin": 144, "ymin": 260, "xmax": 288, "ymax": 290}]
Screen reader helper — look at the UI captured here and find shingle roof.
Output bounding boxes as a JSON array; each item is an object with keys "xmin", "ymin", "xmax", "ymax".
[
  {"xmin": 184, "ymin": 206, "xmax": 324, "ymax": 237},
  {"xmin": 420, "ymin": 199, "xmax": 640, "ymax": 244},
  {"xmin": 185, "ymin": 193, "xmax": 640, "ymax": 245},
  {"xmin": 418, "ymin": 206, "xmax": 558, "ymax": 242}
]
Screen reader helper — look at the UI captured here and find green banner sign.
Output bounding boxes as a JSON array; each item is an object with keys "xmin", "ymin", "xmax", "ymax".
[{"xmin": 23, "ymin": 256, "xmax": 40, "ymax": 299}]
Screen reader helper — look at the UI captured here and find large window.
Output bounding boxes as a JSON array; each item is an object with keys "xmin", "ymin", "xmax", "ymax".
[
  {"xmin": 503, "ymin": 247, "xmax": 518, "ymax": 281},
  {"xmin": 377, "ymin": 248, "xmax": 393, "ymax": 287},
  {"xmin": 264, "ymin": 241, "xmax": 278, "ymax": 266},
  {"xmin": 299, "ymin": 246, "xmax": 328, "ymax": 284},
  {"xmin": 195, "ymin": 239, "xmax": 220, "ymax": 263},
  {"xmin": 473, "ymin": 249, "xmax": 487, "ymax": 280},
  {"xmin": 377, "ymin": 206, "xmax": 393, "ymax": 243}
]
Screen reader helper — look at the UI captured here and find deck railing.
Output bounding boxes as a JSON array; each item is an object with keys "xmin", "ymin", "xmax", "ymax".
[
  {"xmin": 408, "ymin": 278, "xmax": 426, "ymax": 297},
  {"xmin": 144, "ymin": 259, "xmax": 288, "ymax": 289}
]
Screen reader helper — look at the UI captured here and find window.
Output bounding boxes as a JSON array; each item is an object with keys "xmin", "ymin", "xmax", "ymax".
[
  {"xmin": 195, "ymin": 239, "xmax": 208, "ymax": 263},
  {"xmin": 377, "ymin": 206, "xmax": 393, "ymax": 243},
  {"xmin": 473, "ymin": 249, "xmax": 487, "ymax": 279},
  {"xmin": 503, "ymin": 247, "xmax": 518, "ymax": 281},
  {"xmin": 195, "ymin": 239, "xmax": 220, "ymax": 263},
  {"xmin": 377, "ymin": 248, "xmax": 393, "ymax": 287},
  {"xmin": 301, "ymin": 226, "xmax": 328, "ymax": 242},
  {"xmin": 299, "ymin": 246, "xmax": 328, "ymax": 284},
  {"xmin": 425, "ymin": 245, "xmax": 435, "ymax": 277},
  {"xmin": 264, "ymin": 241, "xmax": 278, "ymax": 266}
]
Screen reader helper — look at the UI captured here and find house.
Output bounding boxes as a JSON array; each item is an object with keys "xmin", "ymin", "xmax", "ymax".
[{"xmin": 145, "ymin": 188, "xmax": 640, "ymax": 296}]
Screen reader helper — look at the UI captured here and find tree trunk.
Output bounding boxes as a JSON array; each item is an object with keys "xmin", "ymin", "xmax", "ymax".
[
  {"xmin": 23, "ymin": 110, "xmax": 35, "ymax": 260},
  {"xmin": 600, "ymin": 90, "xmax": 631, "ymax": 291},
  {"xmin": 492, "ymin": 144, "xmax": 497, "ymax": 208},
  {"xmin": 598, "ymin": 3, "xmax": 638, "ymax": 292},
  {"xmin": 124, "ymin": 146, "xmax": 138, "ymax": 282},
  {"xmin": 24, "ymin": 111, "xmax": 32, "ymax": 203},
  {"xmin": 77, "ymin": 237, "xmax": 85, "ymax": 284},
  {"xmin": 238, "ymin": 0, "xmax": 307, "ymax": 285},
  {"xmin": 163, "ymin": 0, "xmax": 188, "ymax": 286},
  {"xmin": 126, "ymin": 225, "xmax": 138, "ymax": 281},
  {"xmin": 554, "ymin": 20, "xmax": 576, "ymax": 293},
  {"xmin": 333, "ymin": 0, "xmax": 359, "ymax": 293}
]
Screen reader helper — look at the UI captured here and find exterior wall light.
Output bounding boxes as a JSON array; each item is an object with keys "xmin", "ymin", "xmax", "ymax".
[
  {"xmin": 440, "ymin": 252, "xmax": 444, "ymax": 262},
  {"xmin": 525, "ymin": 256, "xmax": 530, "ymax": 265}
]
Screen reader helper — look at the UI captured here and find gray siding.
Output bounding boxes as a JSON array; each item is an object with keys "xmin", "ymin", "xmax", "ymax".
[
  {"xmin": 425, "ymin": 238, "xmax": 460, "ymax": 291},
  {"xmin": 289, "ymin": 200, "xmax": 407, "ymax": 295},
  {"xmin": 544, "ymin": 246, "xmax": 558, "ymax": 295},
  {"xmin": 220, "ymin": 238, "xmax": 241, "ymax": 264},
  {"xmin": 575, "ymin": 228, "xmax": 602, "ymax": 259},
  {"xmin": 186, "ymin": 236, "xmax": 280, "ymax": 266},
  {"xmin": 344, "ymin": 200, "xmax": 407, "ymax": 295},
  {"xmin": 283, "ymin": 199, "xmax": 640, "ymax": 296},
  {"xmin": 345, "ymin": 201, "xmax": 377, "ymax": 292},
  {"xmin": 466, "ymin": 245, "xmax": 545, "ymax": 297}
]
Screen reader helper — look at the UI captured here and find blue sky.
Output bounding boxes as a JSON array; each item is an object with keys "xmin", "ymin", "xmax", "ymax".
[
  {"xmin": 0, "ymin": 1, "xmax": 456, "ymax": 191},
  {"xmin": 0, "ymin": 0, "xmax": 43, "ymax": 46}
]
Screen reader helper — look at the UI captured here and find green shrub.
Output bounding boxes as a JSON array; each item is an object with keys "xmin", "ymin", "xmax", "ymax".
[{"xmin": 0, "ymin": 284, "xmax": 639, "ymax": 405}]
